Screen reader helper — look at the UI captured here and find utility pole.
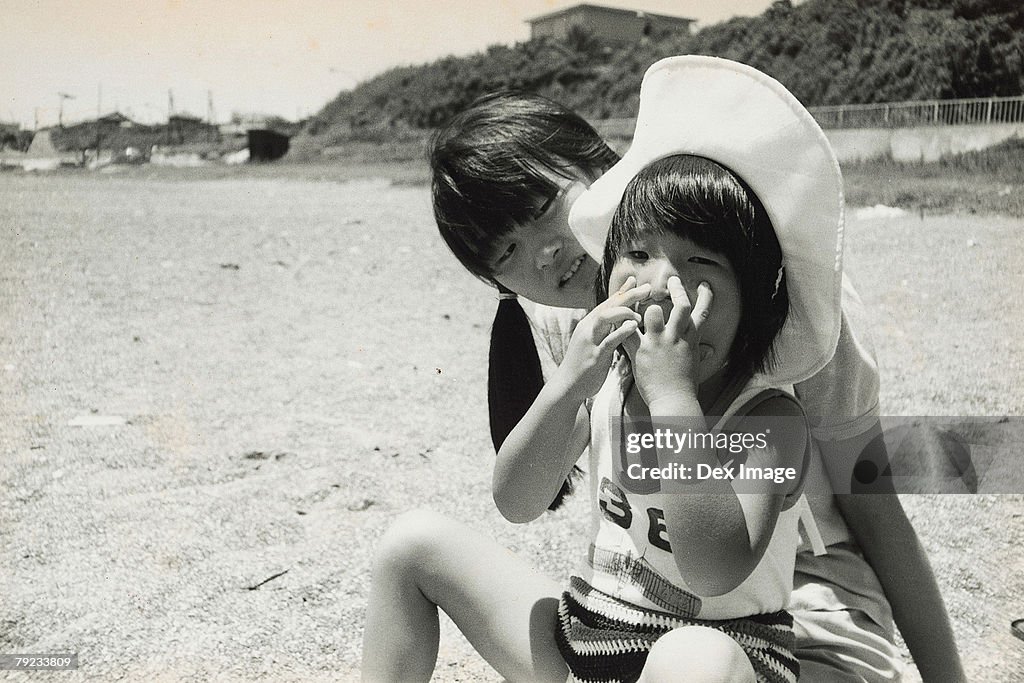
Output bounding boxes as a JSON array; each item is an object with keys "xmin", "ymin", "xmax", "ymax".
[
  {"xmin": 167, "ymin": 89, "xmax": 175, "ymax": 145},
  {"xmin": 207, "ymin": 90, "xmax": 215, "ymax": 142},
  {"xmin": 96, "ymin": 83, "xmax": 102, "ymax": 163},
  {"xmin": 57, "ymin": 92, "xmax": 75, "ymax": 128}
]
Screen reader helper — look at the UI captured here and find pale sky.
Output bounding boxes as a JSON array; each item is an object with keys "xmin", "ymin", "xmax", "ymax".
[{"xmin": 1, "ymin": 0, "xmax": 776, "ymax": 129}]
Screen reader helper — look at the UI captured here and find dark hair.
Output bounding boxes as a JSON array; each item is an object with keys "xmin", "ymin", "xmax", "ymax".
[
  {"xmin": 600, "ymin": 154, "xmax": 789, "ymax": 378},
  {"xmin": 431, "ymin": 92, "xmax": 612, "ymax": 511},
  {"xmin": 430, "ymin": 91, "xmax": 618, "ymax": 284}
]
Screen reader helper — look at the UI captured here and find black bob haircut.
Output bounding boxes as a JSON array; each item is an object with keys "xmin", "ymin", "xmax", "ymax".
[
  {"xmin": 429, "ymin": 91, "xmax": 619, "ymax": 284},
  {"xmin": 599, "ymin": 154, "xmax": 790, "ymax": 379}
]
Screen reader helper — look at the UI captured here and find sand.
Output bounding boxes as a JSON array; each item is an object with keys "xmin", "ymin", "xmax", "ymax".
[{"xmin": 1, "ymin": 169, "xmax": 1022, "ymax": 681}]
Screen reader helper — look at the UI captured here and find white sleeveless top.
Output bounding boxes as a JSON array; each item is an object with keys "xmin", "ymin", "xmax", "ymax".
[{"xmin": 576, "ymin": 357, "xmax": 810, "ymax": 621}]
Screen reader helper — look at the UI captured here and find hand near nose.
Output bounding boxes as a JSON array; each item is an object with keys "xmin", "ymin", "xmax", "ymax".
[
  {"xmin": 630, "ymin": 277, "xmax": 714, "ymax": 411},
  {"xmin": 558, "ymin": 276, "xmax": 650, "ymax": 400}
]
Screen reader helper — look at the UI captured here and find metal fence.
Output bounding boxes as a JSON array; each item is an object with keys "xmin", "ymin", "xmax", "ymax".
[
  {"xmin": 594, "ymin": 95, "xmax": 1024, "ymax": 134},
  {"xmin": 809, "ymin": 95, "xmax": 1024, "ymax": 129}
]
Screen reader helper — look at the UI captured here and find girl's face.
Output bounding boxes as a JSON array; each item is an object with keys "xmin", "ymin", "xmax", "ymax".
[
  {"xmin": 490, "ymin": 176, "xmax": 601, "ymax": 309},
  {"xmin": 608, "ymin": 231, "xmax": 742, "ymax": 384}
]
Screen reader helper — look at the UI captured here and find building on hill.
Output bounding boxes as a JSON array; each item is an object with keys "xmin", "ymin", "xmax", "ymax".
[{"xmin": 527, "ymin": 3, "xmax": 694, "ymax": 43}]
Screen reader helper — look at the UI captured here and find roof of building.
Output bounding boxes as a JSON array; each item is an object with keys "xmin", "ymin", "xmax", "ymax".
[
  {"xmin": 98, "ymin": 112, "xmax": 135, "ymax": 125},
  {"xmin": 527, "ymin": 3, "xmax": 695, "ymax": 25}
]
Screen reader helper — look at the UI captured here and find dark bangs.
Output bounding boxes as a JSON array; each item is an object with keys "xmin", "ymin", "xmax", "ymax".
[
  {"xmin": 430, "ymin": 141, "xmax": 563, "ymax": 282},
  {"xmin": 429, "ymin": 91, "xmax": 619, "ymax": 283},
  {"xmin": 600, "ymin": 154, "xmax": 789, "ymax": 377},
  {"xmin": 599, "ymin": 155, "xmax": 755, "ymax": 299}
]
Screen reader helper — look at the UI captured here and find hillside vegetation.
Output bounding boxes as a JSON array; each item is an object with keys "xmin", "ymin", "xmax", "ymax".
[{"xmin": 291, "ymin": 0, "xmax": 1024, "ymax": 158}]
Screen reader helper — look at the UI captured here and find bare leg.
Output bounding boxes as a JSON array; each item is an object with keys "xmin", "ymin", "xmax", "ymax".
[
  {"xmin": 639, "ymin": 626, "xmax": 755, "ymax": 683},
  {"xmin": 361, "ymin": 509, "xmax": 568, "ymax": 683}
]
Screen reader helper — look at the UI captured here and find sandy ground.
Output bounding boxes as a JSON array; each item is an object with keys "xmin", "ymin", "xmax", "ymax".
[{"xmin": 1, "ymin": 168, "xmax": 1022, "ymax": 681}]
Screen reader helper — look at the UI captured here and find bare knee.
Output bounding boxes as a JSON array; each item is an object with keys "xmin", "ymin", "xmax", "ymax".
[
  {"xmin": 641, "ymin": 626, "xmax": 754, "ymax": 683},
  {"xmin": 371, "ymin": 509, "xmax": 466, "ymax": 590}
]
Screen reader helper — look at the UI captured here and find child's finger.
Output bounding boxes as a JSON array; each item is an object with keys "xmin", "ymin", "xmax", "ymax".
[
  {"xmin": 588, "ymin": 307, "xmax": 641, "ymax": 345},
  {"xmin": 599, "ymin": 319, "xmax": 639, "ymax": 353},
  {"xmin": 600, "ymin": 306, "xmax": 643, "ymax": 327},
  {"xmin": 689, "ymin": 282, "xmax": 714, "ymax": 332},
  {"xmin": 620, "ymin": 327, "xmax": 641, "ymax": 359},
  {"xmin": 665, "ymin": 276, "xmax": 693, "ymax": 338},
  {"xmin": 644, "ymin": 302, "xmax": 666, "ymax": 334},
  {"xmin": 609, "ymin": 281, "xmax": 652, "ymax": 309},
  {"xmin": 614, "ymin": 275, "xmax": 637, "ymax": 294}
]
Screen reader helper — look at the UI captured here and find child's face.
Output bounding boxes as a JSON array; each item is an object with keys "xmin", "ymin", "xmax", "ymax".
[
  {"xmin": 489, "ymin": 176, "xmax": 601, "ymax": 309},
  {"xmin": 608, "ymin": 232, "xmax": 742, "ymax": 382}
]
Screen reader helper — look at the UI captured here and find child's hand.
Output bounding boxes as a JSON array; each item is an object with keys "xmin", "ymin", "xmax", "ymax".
[
  {"xmin": 628, "ymin": 276, "xmax": 713, "ymax": 410},
  {"xmin": 558, "ymin": 276, "xmax": 650, "ymax": 399}
]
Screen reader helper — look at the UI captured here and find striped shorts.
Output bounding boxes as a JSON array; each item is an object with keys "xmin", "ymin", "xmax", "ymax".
[{"xmin": 556, "ymin": 576, "xmax": 799, "ymax": 683}]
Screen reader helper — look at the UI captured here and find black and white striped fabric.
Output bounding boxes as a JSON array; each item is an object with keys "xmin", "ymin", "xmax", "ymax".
[{"xmin": 556, "ymin": 574, "xmax": 800, "ymax": 683}]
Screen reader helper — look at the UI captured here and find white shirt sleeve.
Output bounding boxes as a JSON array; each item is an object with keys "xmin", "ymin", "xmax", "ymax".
[{"xmin": 521, "ymin": 301, "xmax": 588, "ymax": 380}]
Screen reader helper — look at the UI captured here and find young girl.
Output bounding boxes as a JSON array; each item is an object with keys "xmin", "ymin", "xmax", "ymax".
[
  {"xmin": 496, "ymin": 150, "xmax": 821, "ymax": 682},
  {"xmin": 426, "ymin": 57, "xmax": 965, "ymax": 681}
]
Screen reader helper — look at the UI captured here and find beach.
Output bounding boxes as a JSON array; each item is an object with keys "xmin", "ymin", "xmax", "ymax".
[{"xmin": 2, "ymin": 167, "xmax": 1022, "ymax": 681}]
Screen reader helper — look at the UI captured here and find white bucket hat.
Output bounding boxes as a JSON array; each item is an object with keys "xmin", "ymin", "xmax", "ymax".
[{"xmin": 569, "ymin": 55, "xmax": 845, "ymax": 386}]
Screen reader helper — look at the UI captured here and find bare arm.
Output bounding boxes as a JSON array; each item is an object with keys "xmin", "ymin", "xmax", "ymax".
[
  {"xmin": 820, "ymin": 426, "xmax": 966, "ymax": 683},
  {"xmin": 493, "ymin": 376, "xmax": 591, "ymax": 523},
  {"xmin": 651, "ymin": 396, "xmax": 805, "ymax": 596},
  {"xmin": 494, "ymin": 279, "xmax": 648, "ymax": 523},
  {"xmin": 634, "ymin": 277, "xmax": 803, "ymax": 595}
]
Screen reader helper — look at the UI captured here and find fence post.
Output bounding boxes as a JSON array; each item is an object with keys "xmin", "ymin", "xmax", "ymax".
[{"xmin": 986, "ymin": 97, "xmax": 993, "ymax": 124}]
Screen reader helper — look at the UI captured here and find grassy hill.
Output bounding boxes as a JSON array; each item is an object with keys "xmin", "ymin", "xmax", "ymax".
[{"xmin": 290, "ymin": 0, "xmax": 1023, "ymax": 160}]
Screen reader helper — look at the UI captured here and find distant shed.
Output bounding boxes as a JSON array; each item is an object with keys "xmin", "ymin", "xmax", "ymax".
[
  {"xmin": 247, "ymin": 129, "xmax": 290, "ymax": 162},
  {"xmin": 222, "ymin": 115, "xmax": 298, "ymax": 162},
  {"xmin": 527, "ymin": 3, "xmax": 694, "ymax": 43}
]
